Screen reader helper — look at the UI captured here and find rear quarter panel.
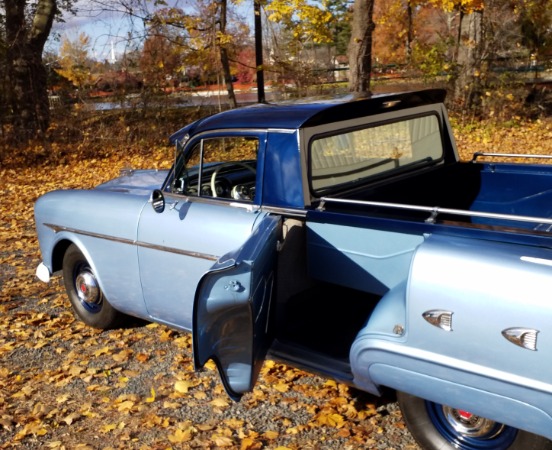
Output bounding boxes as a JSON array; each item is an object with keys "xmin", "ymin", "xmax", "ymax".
[{"xmin": 351, "ymin": 232, "xmax": 552, "ymax": 440}]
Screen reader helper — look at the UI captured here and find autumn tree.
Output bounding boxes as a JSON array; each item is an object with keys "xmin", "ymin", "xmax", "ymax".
[
  {"xmin": 234, "ymin": 47, "xmax": 256, "ymax": 84},
  {"xmin": 370, "ymin": 0, "xmax": 481, "ymax": 106},
  {"xmin": 327, "ymin": 0, "xmax": 352, "ymax": 56},
  {"xmin": 136, "ymin": 0, "xmax": 250, "ymax": 108},
  {"xmin": 139, "ymin": 10, "xmax": 184, "ymax": 91},
  {"xmin": 218, "ymin": 0, "xmax": 237, "ymax": 106},
  {"xmin": 372, "ymin": 0, "xmax": 410, "ymax": 66},
  {"xmin": 265, "ymin": 0, "xmax": 334, "ymax": 93},
  {"xmin": 1, "ymin": 0, "xmax": 68, "ymax": 139},
  {"xmin": 514, "ymin": 0, "xmax": 552, "ymax": 64},
  {"xmin": 348, "ymin": 0, "xmax": 375, "ymax": 94},
  {"xmin": 55, "ymin": 33, "xmax": 93, "ymax": 92}
]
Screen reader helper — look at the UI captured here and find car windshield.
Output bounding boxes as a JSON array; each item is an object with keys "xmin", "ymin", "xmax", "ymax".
[{"xmin": 309, "ymin": 114, "xmax": 443, "ymax": 193}]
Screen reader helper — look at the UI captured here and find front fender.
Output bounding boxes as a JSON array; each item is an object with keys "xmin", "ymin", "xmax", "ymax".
[{"xmin": 34, "ymin": 189, "xmax": 150, "ymax": 318}]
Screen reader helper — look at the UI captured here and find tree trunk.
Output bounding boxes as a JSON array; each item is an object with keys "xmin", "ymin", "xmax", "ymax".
[
  {"xmin": 347, "ymin": 0, "xmax": 375, "ymax": 95},
  {"xmin": 218, "ymin": 0, "xmax": 238, "ymax": 108},
  {"xmin": 406, "ymin": 2, "xmax": 413, "ymax": 64},
  {"xmin": 454, "ymin": 10, "xmax": 484, "ymax": 110},
  {"xmin": 5, "ymin": 0, "xmax": 57, "ymax": 139},
  {"xmin": 220, "ymin": 47, "xmax": 237, "ymax": 108}
]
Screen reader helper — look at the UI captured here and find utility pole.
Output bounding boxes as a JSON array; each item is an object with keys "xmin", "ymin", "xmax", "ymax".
[{"xmin": 254, "ymin": 0, "xmax": 265, "ymax": 103}]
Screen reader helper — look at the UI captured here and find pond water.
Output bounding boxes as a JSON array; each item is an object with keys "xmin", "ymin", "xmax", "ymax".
[{"xmin": 85, "ymin": 91, "xmax": 281, "ymax": 111}]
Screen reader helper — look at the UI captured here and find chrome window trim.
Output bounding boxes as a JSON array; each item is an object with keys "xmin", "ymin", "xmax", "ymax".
[
  {"xmin": 164, "ymin": 190, "xmax": 306, "ymax": 216},
  {"xmin": 184, "ymin": 128, "xmax": 292, "ymax": 141},
  {"xmin": 44, "ymin": 223, "xmax": 219, "ymax": 261},
  {"xmin": 165, "ymin": 193, "xmax": 308, "ymax": 217},
  {"xmin": 267, "ymin": 128, "xmax": 296, "ymax": 134},
  {"xmin": 164, "ymin": 192, "xmax": 261, "ymax": 212},
  {"xmin": 260, "ymin": 205, "xmax": 307, "ymax": 218}
]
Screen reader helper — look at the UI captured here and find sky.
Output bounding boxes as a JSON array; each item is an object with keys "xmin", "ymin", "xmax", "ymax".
[
  {"xmin": 48, "ymin": 1, "xmax": 146, "ymax": 61},
  {"xmin": 47, "ymin": 0, "xmax": 256, "ymax": 62}
]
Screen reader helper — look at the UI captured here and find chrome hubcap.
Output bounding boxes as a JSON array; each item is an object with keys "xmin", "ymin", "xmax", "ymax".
[
  {"xmin": 75, "ymin": 269, "xmax": 101, "ymax": 306},
  {"xmin": 442, "ymin": 406, "xmax": 504, "ymax": 439}
]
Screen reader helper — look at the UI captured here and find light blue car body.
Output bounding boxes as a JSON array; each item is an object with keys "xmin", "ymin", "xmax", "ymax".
[{"xmin": 35, "ymin": 89, "xmax": 552, "ymax": 445}]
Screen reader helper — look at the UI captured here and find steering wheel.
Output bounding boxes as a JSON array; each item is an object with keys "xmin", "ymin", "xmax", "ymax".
[{"xmin": 210, "ymin": 162, "xmax": 256, "ymax": 198}]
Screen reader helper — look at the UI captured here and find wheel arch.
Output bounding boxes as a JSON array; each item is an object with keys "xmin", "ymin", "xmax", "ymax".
[
  {"xmin": 396, "ymin": 390, "xmax": 552, "ymax": 450},
  {"xmin": 367, "ymin": 362, "xmax": 552, "ymax": 441},
  {"xmin": 53, "ymin": 239, "xmax": 104, "ymax": 293},
  {"xmin": 51, "ymin": 239, "xmax": 73, "ymax": 273}
]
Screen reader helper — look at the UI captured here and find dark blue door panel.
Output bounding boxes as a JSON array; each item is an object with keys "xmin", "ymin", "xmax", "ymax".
[{"xmin": 193, "ymin": 214, "xmax": 281, "ymax": 399}]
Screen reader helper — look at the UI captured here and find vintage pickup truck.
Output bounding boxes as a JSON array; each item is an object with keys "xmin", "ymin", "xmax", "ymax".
[{"xmin": 35, "ymin": 89, "xmax": 552, "ymax": 450}]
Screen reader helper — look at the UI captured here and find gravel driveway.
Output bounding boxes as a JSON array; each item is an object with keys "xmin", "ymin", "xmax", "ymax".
[
  {"xmin": 0, "ymin": 151, "xmax": 422, "ymax": 449},
  {"xmin": 0, "ymin": 261, "xmax": 420, "ymax": 449}
]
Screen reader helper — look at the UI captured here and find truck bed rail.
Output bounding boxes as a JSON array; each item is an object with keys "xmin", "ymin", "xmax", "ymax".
[
  {"xmin": 471, "ymin": 152, "xmax": 552, "ymax": 162},
  {"xmin": 317, "ymin": 197, "xmax": 552, "ymax": 228}
]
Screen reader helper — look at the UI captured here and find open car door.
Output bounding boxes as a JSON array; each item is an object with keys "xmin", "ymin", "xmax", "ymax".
[{"xmin": 193, "ymin": 214, "xmax": 281, "ymax": 400}]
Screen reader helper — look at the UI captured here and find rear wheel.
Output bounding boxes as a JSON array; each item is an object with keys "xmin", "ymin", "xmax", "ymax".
[
  {"xmin": 397, "ymin": 391, "xmax": 552, "ymax": 450},
  {"xmin": 63, "ymin": 244, "xmax": 125, "ymax": 329}
]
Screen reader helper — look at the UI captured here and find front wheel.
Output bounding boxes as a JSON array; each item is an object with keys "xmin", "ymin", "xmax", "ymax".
[
  {"xmin": 397, "ymin": 391, "xmax": 552, "ymax": 450},
  {"xmin": 63, "ymin": 244, "xmax": 126, "ymax": 329}
]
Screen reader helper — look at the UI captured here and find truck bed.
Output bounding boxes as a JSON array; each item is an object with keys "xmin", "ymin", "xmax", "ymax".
[
  {"xmin": 319, "ymin": 160, "xmax": 552, "ymax": 232},
  {"xmin": 271, "ymin": 160, "xmax": 552, "ymax": 390}
]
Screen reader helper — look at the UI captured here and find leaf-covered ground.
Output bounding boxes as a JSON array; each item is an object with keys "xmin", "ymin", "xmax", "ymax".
[{"xmin": 1, "ymin": 114, "xmax": 552, "ymax": 449}]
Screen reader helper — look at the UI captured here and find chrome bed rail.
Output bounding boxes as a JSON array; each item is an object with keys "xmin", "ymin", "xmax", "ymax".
[
  {"xmin": 471, "ymin": 152, "xmax": 552, "ymax": 162},
  {"xmin": 317, "ymin": 197, "xmax": 552, "ymax": 228}
]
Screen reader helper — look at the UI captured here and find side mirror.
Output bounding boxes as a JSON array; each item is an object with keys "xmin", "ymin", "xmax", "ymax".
[{"xmin": 151, "ymin": 189, "xmax": 165, "ymax": 213}]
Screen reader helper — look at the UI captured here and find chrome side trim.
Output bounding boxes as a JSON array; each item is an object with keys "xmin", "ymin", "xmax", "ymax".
[
  {"xmin": 44, "ymin": 223, "xmax": 219, "ymax": 261},
  {"xmin": 502, "ymin": 327, "xmax": 539, "ymax": 351},
  {"xmin": 520, "ymin": 256, "xmax": 552, "ymax": 267}
]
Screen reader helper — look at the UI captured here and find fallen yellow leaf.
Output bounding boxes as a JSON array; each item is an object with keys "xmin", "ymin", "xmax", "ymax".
[
  {"xmin": 174, "ymin": 380, "xmax": 192, "ymax": 394},
  {"xmin": 62, "ymin": 412, "xmax": 80, "ymax": 425},
  {"xmin": 168, "ymin": 428, "xmax": 192, "ymax": 443},
  {"xmin": 204, "ymin": 360, "xmax": 217, "ymax": 371},
  {"xmin": 263, "ymin": 430, "xmax": 279, "ymax": 440},
  {"xmin": 212, "ymin": 435, "xmax": 234, "ymax": 447},
  {"xmin": 240, "ymin": 437, "xmax": 262, "ymax": 450},
  {"xmin": 146, "ymin": 387, "xmax": 156, "ymax": 403},
  {"xmin": 273, "ymin": 383, "xmax": 289, "ymax": 393},
  {"xmin": 93, "ymin": 346, "xmax": 111, "ymax": 357},
  {"xmin": 101, "ymin": 424, "xmax": 117, "ymax": 433},
  {"xmin": 135, "ymin": 353, "xmax": 149, "ymax": 363},
  {"xmin": 210, "ymin": 397, "xmax": 229, "ymax": 408},
  {"xmin": 116, "ymin": 400, "xmax": 134, "ymax": 412}
]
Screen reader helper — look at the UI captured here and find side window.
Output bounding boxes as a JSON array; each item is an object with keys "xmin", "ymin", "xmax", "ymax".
[{"xmin": 173, "ymin": 136, "xmax": 258, "ymax": 202}]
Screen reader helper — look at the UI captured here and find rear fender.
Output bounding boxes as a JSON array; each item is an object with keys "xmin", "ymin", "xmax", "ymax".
[{"xmin": 350, "ymin": 234, "xmax": 552, "ymax": 440}]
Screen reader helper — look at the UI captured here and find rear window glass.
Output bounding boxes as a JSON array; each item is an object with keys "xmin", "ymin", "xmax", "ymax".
[{"xmin": 310, "ymin": 114, "xmax": 443, "ymax": 193}]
